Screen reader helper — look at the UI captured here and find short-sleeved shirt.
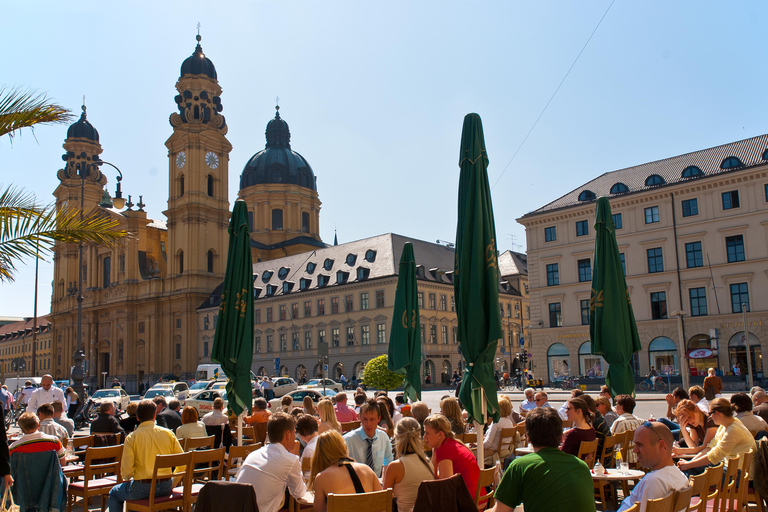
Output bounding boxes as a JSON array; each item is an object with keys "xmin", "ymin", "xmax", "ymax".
[
  {"xmin": 343, "ymin": 427, "xmax": 393, "ymax": 477},
  {"xmin": 432, "ymin": 437, "xmax": 479, "ymax": 496},
  {"xmin": 689, "ymin": 413, "xmax": 716, "ymax": 444},
  {"xmin": 10, "ymin": 431, "xmax": 65, "ymax": 461},
  {"xmin": 561, "ymin": 427, "xmax": 596, "ymax": 457},
  {"xmin": 495, "ymin": 447, "xmax": 595, "ymax": 512}
]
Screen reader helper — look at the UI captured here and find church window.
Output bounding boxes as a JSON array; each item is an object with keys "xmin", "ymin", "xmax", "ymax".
[
  {"xmin": 302, "ymin": 212, "xmax": 310, "ymax": 233},
  {"xmin": 207, "ymin": 250, "xmax": 214, "ymax": 273},
  {"xmin": 102, "ymin": 256, "xmax": 111, "ymax": 288},
  {"xmin": 207, "ymin": 175, "xmax": 214, "ymax": 197},
  {"xmin": 179, "ymin": 251, "xmax": 184, "ymax": 274},
  {"xmin": 272, "ymin": 209, "xmax": 283, "ymax": 230},
  {"xmin": 179, "ymin": 174, "xmax": 185, "ymax": 197}
]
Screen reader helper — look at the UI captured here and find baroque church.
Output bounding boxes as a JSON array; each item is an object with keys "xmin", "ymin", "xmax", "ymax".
[{"xmin": 49, "ymin": 35, "xmax": 326, "ymax": 392}]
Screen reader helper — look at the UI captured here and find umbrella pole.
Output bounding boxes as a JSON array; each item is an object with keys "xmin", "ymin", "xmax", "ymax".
[
  {"xmin": 475, "ymin": 387, "xmax": 486, "ymax": 469},
  {"xmin": 237, "ymin": 411, "xmax": 244, "ymax": 471}
]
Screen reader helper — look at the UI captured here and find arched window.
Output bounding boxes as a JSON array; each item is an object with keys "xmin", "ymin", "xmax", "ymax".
[
  {"xmin": 207, "ymin": 175, "xmax": 214, "ymax": 197},
  {"xmin": 207, "ymin": 250, "xmax": 214, "ymax": 273},
  {"xmin": 610, "ymin": 183, "xmax": 629, "ymax": 194},
  {"xmin": 648, "ymin": 336, "xmax": 677, "ymax": 375},
  {"xmin": 728, "ymin": 331, "xmax": 762, "ymax": 377},
  {"xmin": 547, "ymin": 343, "xmax": 570, "ymax": 382},
  {"xmin": 720, "ymin": 157, "xmax": 744, "ymax": 169},
  {"xmin": 272, "ymin": 209, "xmax": 283, "ymax": 230},
  {"xmin": 179, "ymin": 174, "xmax": 185, "ymax": 197},
  {"xmin": 578, "ymin": 341, "xmax": 606, "ymax": 377},
  {"xmin": 302, "ymin": 212, "xmax": 310, "ymax": 233},
  {"xmin": 682, "ymin": 166, "xmax": 703, "ymax": 178},
  {"xmin": 178, "ymin": 251, "xmax": 184, "ymax": 274},
  {"xmin": 645, "ymin": 174, "xmax": 666, "ymax": 186},
  {"xmin": 578, "ymin": 190, "xmax": 596, "ymax": 202}
]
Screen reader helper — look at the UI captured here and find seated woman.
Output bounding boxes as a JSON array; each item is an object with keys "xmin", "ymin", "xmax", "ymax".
[
  {"xmin": 377, "ymin": 398, "xmax": 395, "ymax": 435},
  {"xmin": 440, "ymin": 397, "xmax": 466, "ymax": 436},
  {"xmin": 309, "ymin": 430, "xmax": 382, "ymax": 512},
  {"xmin": 176, "ymin": 406, "xmax": 208, "ymax": 443},
  {"xmin": 671, "ymin": 399, "xmax": 717, "ymax": 456},
  {"xmin": 317, "ymin": 399, "xmax": 342, "ymax": 434},
  {"xmin": 423, "ymin": 414, "xmax": 479, "ymax": 497},
  {"xmin": 677, "ymin": 397, "xmax": 756, "ymax": 475},
  {"xmin": 560, "ymin": 397, "xmax": 596, "ymax": 458},
  {"xmin": 383, "ymin": 418, "xmax": 434, "ymax": 512},
  {"xmin": 303, "ymin": 395, "xmax": 318, "ymax": 417},
  {"xmin": 497, "ymin": 395, "xmax": 523, "ymax": 425},
  {"xmin": 482, "ymin": 398, "xmax": 515, "ymax": 461}
]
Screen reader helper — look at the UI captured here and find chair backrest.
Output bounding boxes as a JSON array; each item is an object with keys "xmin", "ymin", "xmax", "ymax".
[
  {"xmin": 72, "ymin": 435, "xmax": 94, "ymax": 454},
  {"xmin": 341, "ymin": 421, "xmax": 361, "ymax": 433},
  {"xmin": 474, "ymin": 467, "xmax": 496, "ymax": 508},
  {"xmin": 600, "ymin": 434, "xmax": 622, "ymax": 467},
  {"xmin": 496, "ymin": 428, "xmax": 516, "ymax": 459},
  {"xmin": 184, "ymin": 435, "xmax": 215, "ymax": 451},
  {"xmin": 645, "ymin": 490, "xmax": 676, "ymax": 512},
  {"xmin": 577, "ymin": 439, "xmax": 599, "ymax": 467},
  {"xmin": 93, "ymin": 432, "xmax": 121, "ymax": 447},
  {"xmin": 301, "ymin": 456, "xmax": 311, "ymax": 474},
  {"xmin": 83, "ymin": 444, "xmax": 124, "ymax": 483},
  {"xmin": 620, "ymin": 429, "xmax": 636, "ymax": 462},
  {"xmin": 139, "ymin": 451, "xmax": 193, "ymax": 510},
  {"xmin": 327, "ymin": 489, "xmax": 393, "ymax": 512},
  {"xmin": 562, "ymin": 420, "xmax": 574, "ymax": 429},
  {"xmin": 191, "ymin": 446, "xmax": 226, "ymax": 482},
  {"xmin": 672, "ymin": 485, "xmax": 694, "ymax": 512},
  {"xmin": 253, "ymin": 422, "xmax": 267, "ymax": 444},
  {"xmin": 225, "ymin": 443, "xmax": 261, "ymax": 478},
  {"xmin": 513, "ymin": 424, "xmax": 527, "ymax": 447},
  {"xmin": 623, "ymin": 503, "xmax": 640, "ymax": 512},
  {"xmin": 695, "ymin": 462, "xmax": 724, "ymax": 512},
  {"xmin": 717, "ymin": 455, "xmax": 741, "ymax": 511}
]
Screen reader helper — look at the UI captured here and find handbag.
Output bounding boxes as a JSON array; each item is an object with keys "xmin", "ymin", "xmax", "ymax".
[{"xmin": 0, "ymin": 486, "xmax": 19, "ymax": 512}]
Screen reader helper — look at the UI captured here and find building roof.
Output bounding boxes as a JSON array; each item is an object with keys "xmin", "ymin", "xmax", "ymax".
[
  {"xmin": 498, "ymin": 250, "xmax": 527, "ymax": 278},
  {"xmin": 0, "ymin": 316, "xmax": 51, "ymax": 341},
  {"xmin": 522, "ymin": 133, "xmax": 768, "ymax": 217},
  {"xmin": 180, "ymin": 35, "xmax": 217, "ymax": 79},
  {"xmin": 199, "ymin": 233, "xmax": 519, "ymax": 310},
  {"xmin": 66, "ymin": 106, "xmax": 99, "ymax": 142}
]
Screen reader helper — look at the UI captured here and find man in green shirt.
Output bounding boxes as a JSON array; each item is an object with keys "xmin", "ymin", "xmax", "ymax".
[{"xmin": 490, "ymin": 407, "xmax": 596, "ymax": 512}]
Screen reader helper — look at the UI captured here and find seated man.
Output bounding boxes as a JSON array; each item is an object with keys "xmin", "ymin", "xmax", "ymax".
[
  {"xmin": 333, "ymin": 392, "xmax": 358, "ymax": 423},
  {"xmin": 296, "ymin": 414, "xmax": 319, "ymax": 477},
  {"xmin": 10, "ymin": 412, "xmax": 66, "ymax": 466},
  {"xmin": 489, "ymin": 407, "xmax": 595, "ymax": 512},
  {"xmin": 753, "ymin": 391, "xmax": 768, "ymax": 423},
  {"xmin": 37, "ymin": 403, "xmax": 69, "ymax": 444},
  {"xmin": 91, "ymin": 402, "xmax": 126, "ymax": 438},
  {"xmin": 557, "ymin": 389, "xmax": 584, "ymax": 420},
  {"xmin": 202, "ymin": 397, "xmax": 231, "ymax": 426},
  {"xmin": 154, "ymin": 397, "xmax": 182, "ymax": 432},
  {"xmin": 533, "ymin": 391, "xmax": 551, "ymax": 409},
  {"xmin": 343, "ymin": 399, "xmax": 393, "ymax": 477},
  {"xmin": 617, "ymin": 422, "xmax": 689, "ymax": 512},
  {"xmin": 610, "ymin": 394, "xmax": 644, "ymax": 465},
  {"xmin": 236, "ymin": 412, "xmax": 306, "ymax": 512},
  {"xmin": 108, "ymin": 400, "xmax": 184, "ymax": 512},
  {"xmin": 519, "ymin": 388, "xmax": 536, "ymax": 416},
  {"xmin": 51, "ymin": 401, "xmax": 75, "ymax": 438},
  {"xmin": 244, "ymin": 397, "xmax": 271, "ymax": 424},
  {"xmin": 688, "ymin": 386, "xmax": 709, "ymax": 414}
]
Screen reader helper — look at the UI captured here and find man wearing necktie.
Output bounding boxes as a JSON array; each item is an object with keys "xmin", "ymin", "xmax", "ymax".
[{"xmin": 343, "ymin": 399, "xmax": 393, "ymax": 477}]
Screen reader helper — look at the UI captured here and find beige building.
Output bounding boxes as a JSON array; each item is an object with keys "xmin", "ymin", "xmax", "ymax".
[
  {"xmin": 0, "ymin": 316, "xmax": 53, "ymax": 381},
  {"xmin": 196, "ymin": 234, "xmax": 528, "ymax": 385},
  {"xmin": 517, "ymin": 134, "xmax": 768, "ymax": 389}
]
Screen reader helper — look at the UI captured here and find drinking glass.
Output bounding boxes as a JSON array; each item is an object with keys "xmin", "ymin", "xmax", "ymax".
[{"xmin": 619, "ymin": 462, "xmax": 629, "ymax": 475}]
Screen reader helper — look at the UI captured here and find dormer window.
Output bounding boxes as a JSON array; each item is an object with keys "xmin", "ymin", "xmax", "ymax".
[
  {"xmin": 337, "ymin": 270, "xmax": 349, "ymax": 284},
  {"xmin": 682, "ymin": 166, "xmax": 703, "ymax": 178},
  {"xmin": 306, "ymin": 262, "xmax": 316, "ymax": 274},
  {"xmin": 265, "ymin": 285, "xmax": 278, "ymax": 297},
  {"xmin": 577, "ymin": 190, "xmax": 596, "ymax": 202},
  {"xmin": 261, "ymin": 271, "xmax": 273, "ymax": 283},
  {"xmin": 610, "ymin": 183, "xmax": 629, "ymax": 194},
  {"xmin": 720, "ymin": 156, "xmax": 744, "ymax": 169},
  {"xmin": 645, "ymin": 174, "xmax": 666, "ymax": 186},
  {"xmin": 299, "ymin": 278, "xmax": 312, "ymax": 291},
  {"xmin": 253, "ymin": 288, "xmax": 262, "ymax": 299},
  {"xmin": 278, "ymin": 267, "xmax": 290, "ymax": 280},
  {"xmin": 323, "ymin": 258, "xmax": 334, "ymax": 271},
  {"xmin": 345, "ymin": 254, "xmax": 357, "ymax": 266},
  {"xmin": 282, "ymin": 282, "xmax": 294, "ymax": 294},
  {"xmin": 357, "ymin": 267, "xmax": 370, "ymax": 281},
  {"xmin": 365, "ymin": 250, "xmax": 377, "ymax": 262},
  {"xmin": 317, "ymin": 274, "xmax": 329, "ymax": 287}
]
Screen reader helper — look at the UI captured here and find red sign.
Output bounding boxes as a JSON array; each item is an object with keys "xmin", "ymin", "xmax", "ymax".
[{"xmin": 687, "ymin": 348, "xmax": 713, "ymax": 359}]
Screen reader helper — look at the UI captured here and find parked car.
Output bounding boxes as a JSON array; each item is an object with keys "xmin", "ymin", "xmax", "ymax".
[
  {"xmin": 185, "ymin": 390, "xmax": 228, "ymax": 417},
  {"xmin": 188, "ymin": 379, "xmax": 227, "ymax": 399},
  {"xmin": 267, "ymin": 388, "xmax": 336, "ymax": 410},
  {"xmin": 90, "ymin": 388, "xmax": 131, "ymax": 411},
  {"xmin": 270, "ymin": 377, "xmax": 298, "ymax": 398},
  {"xmin": 300, "ymin": 378, "xmax": 343, "ymax": 393},
  {"xmin": 149, "ymin": 382, "xmax": 190, "ymax": 401},
  {"xmin": 143, "ymin": 388, "xmax": 175, "ymax": 401}
]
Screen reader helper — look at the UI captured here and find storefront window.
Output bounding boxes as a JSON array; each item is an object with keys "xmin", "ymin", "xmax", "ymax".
[
  {"xmin": 687, "ymin": 334, "xmax": 718, "ymax": 376},
  {"xmin": 579, "ymin": 341, "xmax": 607, "ymax": 378},
  {"xmin": 648, "ymin": 336, "xmax": 678, "ymax": 375},
  {"xmin": 728, "ymin": 332, "xmax": 763, "ymax": 377},
  {"xmin": 547, "ymin": 343, "xmax": 570, "ymax": 382}
]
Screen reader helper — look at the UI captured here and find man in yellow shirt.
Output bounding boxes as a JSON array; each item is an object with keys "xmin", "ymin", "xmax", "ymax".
[{"xmin": 108, "ymin": 400, "xmax": 184, "ymax": 512}]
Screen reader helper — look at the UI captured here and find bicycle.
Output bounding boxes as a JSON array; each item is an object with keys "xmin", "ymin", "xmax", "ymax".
[
  {"xmin": 561, "ymin": 375, "xmax": 581, "ymax": 390},
  {"xmin": 638, "ymin": 375, "xmax": 667, "ymax": 392}
]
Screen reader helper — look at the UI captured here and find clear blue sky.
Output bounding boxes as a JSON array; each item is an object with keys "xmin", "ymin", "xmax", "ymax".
[{"xmin": 3, "ymin": 1, "xmax": 767, "ymax": 317}]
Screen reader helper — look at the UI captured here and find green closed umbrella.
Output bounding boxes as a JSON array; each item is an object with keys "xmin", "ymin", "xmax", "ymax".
[
  {"xmin": 211, "ymin": 200, "xmax": 254, "ymax": 417},
  {"xmin": 455, "ymin": 113, "xmax": 502, "ymax": 429},
  {"xmin": 388, "ymin": 242, "xmax": 421, "ymax": 402},
  {"xmin": 589, "ymin": 196, "xmax": 642, "ymax": 397}
]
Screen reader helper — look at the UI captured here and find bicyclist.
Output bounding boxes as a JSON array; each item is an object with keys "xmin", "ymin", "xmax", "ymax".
[
  {"xmin": 20, "ymin": 381, "xmax": 36, "ymax": 406},
  {"xmin": 0, "ymin": 386, "xmax": 12, "ymax": 412},
  {"xmin": 648, "ymin": 365, "xmax": 659, "ymax": 387}
]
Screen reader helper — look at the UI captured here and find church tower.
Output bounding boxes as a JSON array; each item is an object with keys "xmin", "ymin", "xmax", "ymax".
[
  {"xmin": 164, "ymin": 34, "xmax": 231, "ymax": 284},
  {"xmin": 239, "ymin": 106, "xmax": 324, "ymax": 262}
]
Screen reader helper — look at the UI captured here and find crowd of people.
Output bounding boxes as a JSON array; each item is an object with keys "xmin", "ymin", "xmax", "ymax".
[{"xmin": 0, "ymin": 373, "xmax": 767, "ymax": 512}]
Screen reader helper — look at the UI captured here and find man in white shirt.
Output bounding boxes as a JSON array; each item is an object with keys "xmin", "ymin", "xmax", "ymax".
[
  {"xmin": 296, "ymin": 414, "xmax": 319, "ymax": 478},
  {"xmin": 236, "ymin": 412, "xmax": 306, "ymax": 512},
  {"xmin": 27, "ymin": 375, "xmax": 66, "ymax": 414},
  {"xmin": 617, "ymin": 422, "xmax": 689, "ymax": 512},
  {"xmin": 689, "ymin": 386, "xmax": 709, "ymax": 414},
  {"xmin": 36, "ymin": 403, "xmax": 69, "ymax": 444},
  {"xmin": 558, "ymin": 389, "xmax": 584, "ymax": 420},
  {"xmin": 519, "ymin": 388, "xmax": 536, "ymax": 416},
  {"xmin": 611, "ymin": 394, "xmax": 644, "ymax": 464}
]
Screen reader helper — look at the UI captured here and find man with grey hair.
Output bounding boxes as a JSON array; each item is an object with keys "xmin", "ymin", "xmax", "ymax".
[
  {"xmin": 752, "ymin": 390, "xmax": 768, "ymax": 424},
  {"xmin": 617, "ymin": 422, "xmax": 688, "ymax": 512},
  {"xmin": 519, "ymin": 388, "xmax": 536, "ymax": 416}
]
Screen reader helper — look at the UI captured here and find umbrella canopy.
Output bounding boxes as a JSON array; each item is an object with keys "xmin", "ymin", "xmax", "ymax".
[
  {"xmin": 211, "ymin": 200, "xmax": 254, "ymax": 417},
  {"xmin": 387, "ymin": 242, "xmax": 421, "ymax": 402},
  {"xmin": 589, "ymin": 196, "xmax": 642, "ymax": 397},
  {"xmin": 455, "ymin": 113, "xmax": 502, "ymax": 425}
]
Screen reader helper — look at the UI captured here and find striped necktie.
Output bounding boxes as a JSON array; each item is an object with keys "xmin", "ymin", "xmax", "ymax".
[{"xmin": 365, "ymin": 437, "xmax": 375, "ymax": 471}]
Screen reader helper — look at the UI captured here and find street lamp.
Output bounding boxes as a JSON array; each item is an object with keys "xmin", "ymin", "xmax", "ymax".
[{"xmin": 72, "ymin": 159, "xmax": 126, "ymax": 399}]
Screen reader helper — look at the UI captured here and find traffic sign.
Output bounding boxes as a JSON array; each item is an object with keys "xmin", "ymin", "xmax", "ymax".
[
  {"xmin": 323, "ymin": 364, "xmax": 328, "ymax": 372},
  {"xmin": 519, "ymin": 337, "xmax": 525, "ymax": 346},
  {"xmin": 500, "ymin": 346, "xmax": 506, "ymax": 354}
]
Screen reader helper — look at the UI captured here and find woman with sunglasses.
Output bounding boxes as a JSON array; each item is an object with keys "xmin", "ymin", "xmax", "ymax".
[
  {"xmin": 676, "ymin": 398, "xmax": 756, "ymax": 474},
  {"xmin": 670, "ymin": 399, "xmax": 717, "ymax": 456}
]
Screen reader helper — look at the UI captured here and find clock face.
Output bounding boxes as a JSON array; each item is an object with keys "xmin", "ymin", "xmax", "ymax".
[
  {"xmin": 205, "ymin": 151, "xmax": 220, "ymax": 169},
  {"xmin": 176, "ymin": 151, "xmax": 186, "ymax": 168}
]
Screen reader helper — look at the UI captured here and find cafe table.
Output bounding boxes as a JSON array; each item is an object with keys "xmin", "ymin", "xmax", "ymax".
[{"xmin": 592, "ymin": 468, "xmax": 645, "ymax": 510}]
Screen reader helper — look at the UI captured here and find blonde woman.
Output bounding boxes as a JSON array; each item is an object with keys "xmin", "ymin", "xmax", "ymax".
[
  {"xmin": 309, "ymin": 430, "xmax": 381, "ymax": 512},
  {"xmin": 317, "ymin": 399, "xmax": 341, "ymax": 434},
  {"xmin": 440, "ymin": 397, "xmax": 466, "ymax": 436},
  {"xmin": 383, "ymin": 417, "xmax": 434, "ymax": 512},
  {"xmin": 303, "ymin": 395, "xmax": 318, "ymax": 417}
]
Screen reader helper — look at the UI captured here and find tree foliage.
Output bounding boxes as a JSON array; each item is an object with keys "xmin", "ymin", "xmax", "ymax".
[
  {"xmin": 362, "ymin": 354, "xmax": 404, "ymax": 391},
  {"xmin": 0, "ymin": 86, "xmax": 73, "ymax": 141}
]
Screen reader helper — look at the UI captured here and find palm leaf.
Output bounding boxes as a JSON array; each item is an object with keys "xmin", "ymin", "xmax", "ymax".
[{"xmin": 0, "ymin": 86, "xmax": 73, "ymax": 140}]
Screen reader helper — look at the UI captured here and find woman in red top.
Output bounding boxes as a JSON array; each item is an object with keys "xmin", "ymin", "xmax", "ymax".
[
  {"xmin": 423, "ymin": 414, "xmax": 479, "ymax": 496},
  {"xmin": 560, "ymin": 397, "xmax": 595, "ymax": 457}
]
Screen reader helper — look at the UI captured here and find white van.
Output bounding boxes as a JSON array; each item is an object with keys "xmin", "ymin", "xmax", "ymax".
[
  {"xmin": 5, "ymin": 377, "xmax": 42, "ymax": 393},
  {"xmin": 195, "ymin": 364, "xmax": 224, "ymax": 381}
]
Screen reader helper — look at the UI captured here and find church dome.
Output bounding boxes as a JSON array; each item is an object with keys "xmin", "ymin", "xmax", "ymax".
[
  {"xmin": 66, "ymin": 106, "xmax": 99, "ymax": 142},
  {"xmin": 240, "ymin": 107, "xmax": 317, "ymax": 192},
  {"xmin": 180, "ymin": 35, "xmax": 217, "ymax": 79}
]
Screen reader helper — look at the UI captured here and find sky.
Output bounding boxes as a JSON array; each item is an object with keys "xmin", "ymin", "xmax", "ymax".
[{"xmin": 3, "ymin": 1, "xmax": 768, "ymax": 318}]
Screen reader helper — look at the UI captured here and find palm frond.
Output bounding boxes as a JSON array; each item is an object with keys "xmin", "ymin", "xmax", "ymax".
[{"xmin": 0, "ymin": 86, "xmax": 73, "ymax": 139}]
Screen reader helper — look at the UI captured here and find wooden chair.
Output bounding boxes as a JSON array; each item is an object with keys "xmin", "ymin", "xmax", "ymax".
[
  {"xmin": 474, "ymin": 467, "xmax": 496, "ymax": 510},
  {"xmin": 183, "ymin": 436, "xmax": 215, "ymax": 451},
  {"xmin": 495, "ymin": 428, "xmax": 517, "ymax": 461},
  {"xmin": 125, "ymin": 451, "xmax": 193, "ymax": 512},
  {"xmin": 513, "ymin": 424, "xmax": 527, "ymax": 447},
  {"xmin": 714, "ymin": 455, "xmax": 741, "ymax": 512},
  {"xmin": 253, "ymin": 422, "xmax": 268, "ymax": 445},
  {"xmin": 645, "ymin": 490, "xmax": 675, "ymax": 512},
  {"xmin": 562, "ymin": 420, "xmax": 574, "ymax": 429},
  {"xmin": 623, "ymin": 503, "xmax": 640, "ymax": 512},
  {"xmin": 327, "ymin": 489, "xmax": 393, "ymax": 512},
  {"xmin": 64, "ymin": 435, "xmax": 95, "ymax": 479},
  {"xmin": 301, "ymin": 456, "xmax": 311, "ymax": 474},
  {"xmin": 341, "ymin": 421, "xmax": 361, "ymax": 433},
  {"xmin": 599, "ymin": 434, "xmax": 622, "ymax": 467},
  {"xmin": 621, "ymin": 429, "xmax": 638, "ymax": 468},
  {"xmin": 187, "ymin": 447, "xmax": 226, "ymax": 512},
  {"xmin": 735, "ymin": 449, "xmax": 754, "ymax": 512},
  {"xmin": 687, "ymin": 462, "xmax": 722, "ymax": 512},
  {"xmin": 672, "ymin": 485, "xmax": 694, "ymax": 512},
  {"xmin": 225, "ymin": 443, "xmax": 261, "ymax": 479},
  {"xmin": 576, "ymin": 439, "xmax": 599, "ymax": 467},
  {"xmin": 67, "ymin": 444, "xmax": 124, "ymax": 512}
]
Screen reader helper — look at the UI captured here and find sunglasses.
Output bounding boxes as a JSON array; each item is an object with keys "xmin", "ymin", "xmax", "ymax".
[
  {"xmin": 535, "ymin": 398, "xmax": 545, "ymax": 402},
  {"xmin": 642, "ymin": 421, "xmax": 662, "ymax": 442}
]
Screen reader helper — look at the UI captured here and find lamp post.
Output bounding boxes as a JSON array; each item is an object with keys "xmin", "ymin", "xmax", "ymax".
[
  {"xmin": 72, "ymin": 159, "xmax": 125, "ymax": 399},
  {"xmin": 743, "ymin": 303, "xmax": 753, "ymax": 391}
]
